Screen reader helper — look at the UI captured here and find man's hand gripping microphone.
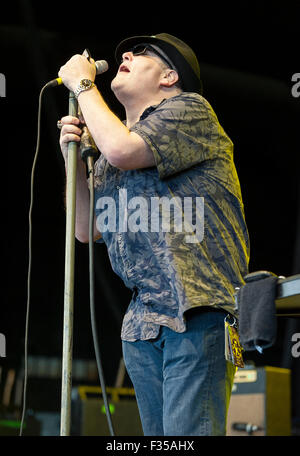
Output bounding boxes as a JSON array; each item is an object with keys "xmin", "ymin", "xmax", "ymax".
[{"xmin": 46, "ymin": 48, "xmax": 108, "ymax": 88}]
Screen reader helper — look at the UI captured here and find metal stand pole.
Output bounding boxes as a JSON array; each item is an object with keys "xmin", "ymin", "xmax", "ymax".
[{"xmin": 60, "ymin": 91, "xmax": 78, "ymax": 436}]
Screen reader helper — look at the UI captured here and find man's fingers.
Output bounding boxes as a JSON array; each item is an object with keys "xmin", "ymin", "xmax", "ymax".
[
  {"xmin": 58, "ymin": 115, "xmax": 86, "ymax": 160},
  {"xmin": 59, "ymin": 124, "xmax": 82, "ymax": 152},
  {"xmin": 61, "ymin": 133, "xmax": 81, "ymax": 144},
  {"xmin": 60, "ymin": 115, "xmax": 80, "ymax": 126},
  {"xmin": 61, "ymin": 123, "xmax": 83, "ymax": 136}
]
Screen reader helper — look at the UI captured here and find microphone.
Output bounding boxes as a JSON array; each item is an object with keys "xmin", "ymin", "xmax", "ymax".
[{"xmin": 46, "ymin": 59, "xmax": 109, "ymax": 88}]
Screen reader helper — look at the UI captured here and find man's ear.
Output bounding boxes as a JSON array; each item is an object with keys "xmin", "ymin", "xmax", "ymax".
[{"xmin": 160, "ymin": 69, "xmax": 179, "ymax": 88}]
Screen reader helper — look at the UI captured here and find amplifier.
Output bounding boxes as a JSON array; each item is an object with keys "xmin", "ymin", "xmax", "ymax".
[
  {"xmin": 71, "ymin": 386, "xmax": 143, "ymax": 436},
  {"xmin": 227, "ymin": 366, "xmax": 291, "ymax": 436}
]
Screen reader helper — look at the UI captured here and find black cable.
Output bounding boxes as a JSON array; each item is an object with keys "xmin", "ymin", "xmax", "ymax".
[
  {"xmin": 19, "ymin": 82, "xmax": 49, "ymax": 436},
  {"xmin": 87, "ymin": 158, "xmax": 115, "ymax": 436}
]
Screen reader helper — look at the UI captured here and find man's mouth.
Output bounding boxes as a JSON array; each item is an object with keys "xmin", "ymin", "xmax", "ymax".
[{"xmin": 119, "ymin": 64, "xmax": 130, "ymax": 73}]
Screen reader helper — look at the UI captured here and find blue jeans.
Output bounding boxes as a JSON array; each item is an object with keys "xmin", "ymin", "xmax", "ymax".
[{"xmin": 122, "ymin": 308, "xmax": 236, "ymax": 436}]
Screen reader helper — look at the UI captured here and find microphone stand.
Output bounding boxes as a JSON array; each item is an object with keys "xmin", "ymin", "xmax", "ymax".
[
  {"xmin": 60, "ymin": 90, "xmax": 78, "ymax": 436},
  {"xmin": 42, "ymin": 49, "xmax": 109, "ymax": 437},
  {"xmin": 59, "ymin": 94, "xmax": 114, "ymax": 437},
  {"xmin": 59, "ymin": 69, "xmax": 114, "ymax": 435}
]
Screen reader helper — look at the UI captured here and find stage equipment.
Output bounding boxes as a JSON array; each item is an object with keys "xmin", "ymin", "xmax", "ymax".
[
  {"xmin": 227, "ymin": 366, "xmax": 291, "ymax": 436},
  {"xmin": 71, "ymin": 386, "xmax": 143, "ymax": 436},
  {"xmin": 235, "ymin": 270, "xmax": 300, "ymax": 317}
]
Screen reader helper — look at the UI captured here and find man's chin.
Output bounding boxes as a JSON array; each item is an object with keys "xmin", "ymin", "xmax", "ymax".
[{"xmin": 111, "ymin": 78, "xmax": 128, "ymax": 103}]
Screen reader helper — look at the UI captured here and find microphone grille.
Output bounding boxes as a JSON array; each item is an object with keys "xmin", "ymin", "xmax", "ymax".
[{"xmin": 95, "ymin": 60, "xmax": 109, "ymax": 75}]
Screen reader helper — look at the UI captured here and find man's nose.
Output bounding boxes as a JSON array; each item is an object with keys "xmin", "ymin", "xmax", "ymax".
[{"xmin": 122, "ymin": 51, "xmax": 134, "ymax": 62}]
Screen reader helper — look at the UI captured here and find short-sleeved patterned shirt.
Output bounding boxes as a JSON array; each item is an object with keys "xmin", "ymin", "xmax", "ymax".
[{"xmin": 94, "ymin": 92, "xmax": 250, "ymax": 341}]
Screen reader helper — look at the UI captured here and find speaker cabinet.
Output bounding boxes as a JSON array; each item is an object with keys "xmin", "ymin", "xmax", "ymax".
[
  {"xmin": 71, "ymin": 386, "xmax": 143, "ymax": 436},
  {"xmin": 227, "ymin": 366, "xmax": 291, "ymax": 436}
]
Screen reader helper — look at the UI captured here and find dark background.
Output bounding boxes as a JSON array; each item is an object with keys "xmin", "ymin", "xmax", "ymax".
[{"xmin": 1, "ymin": 0, "xmax": 300, "ymax": 433}]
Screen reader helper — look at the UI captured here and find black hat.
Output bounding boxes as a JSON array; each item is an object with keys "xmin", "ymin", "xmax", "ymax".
[{"xmin": 115, "ymin": 33, "xmax": 203, "ymax": 95}]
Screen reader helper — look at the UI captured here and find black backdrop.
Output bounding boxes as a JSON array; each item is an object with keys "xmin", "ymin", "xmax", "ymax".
[{"xmin": 1, "ymin": 0, "xmax": 300, "ymax": 429}]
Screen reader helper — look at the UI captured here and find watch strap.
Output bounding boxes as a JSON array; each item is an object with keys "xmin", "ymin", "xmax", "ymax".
[{"xmin": 74, "ymin": 79, "xmax": 95, "ymax": 99}]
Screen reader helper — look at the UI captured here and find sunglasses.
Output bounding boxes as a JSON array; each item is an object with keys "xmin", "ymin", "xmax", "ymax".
[{"xmin": 124, "ymin": 44, "xmax": 174, "ymax": 69}]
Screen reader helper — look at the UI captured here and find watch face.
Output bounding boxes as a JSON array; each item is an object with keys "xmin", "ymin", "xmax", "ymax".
[
  {"xmin": 81, "ymin": 79, "xmax": 92, "ymax": 88},
  {"xmin": 75, "ymin": 79, "xmax": 94, "ymax": 98}
]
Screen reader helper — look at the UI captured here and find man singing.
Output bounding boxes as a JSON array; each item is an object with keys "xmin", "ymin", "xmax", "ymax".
[{"xmin": 58, "ymin": 33, "xmax": 250, "ymax": 436}]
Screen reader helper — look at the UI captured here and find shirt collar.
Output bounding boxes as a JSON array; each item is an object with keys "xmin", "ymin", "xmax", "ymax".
[
  {"xmin": 123, "ymin": 99, "xmax": 167, "ymax": 127},
  {"xmin": 139, "ymin": 99, "xmax": 166, "ymax": 121}
]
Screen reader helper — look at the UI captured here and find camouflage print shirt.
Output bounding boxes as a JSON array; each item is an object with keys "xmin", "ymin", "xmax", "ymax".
[{"xmin": 94, "ymin": 92, "xmax": 250, "ymax": 341}]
